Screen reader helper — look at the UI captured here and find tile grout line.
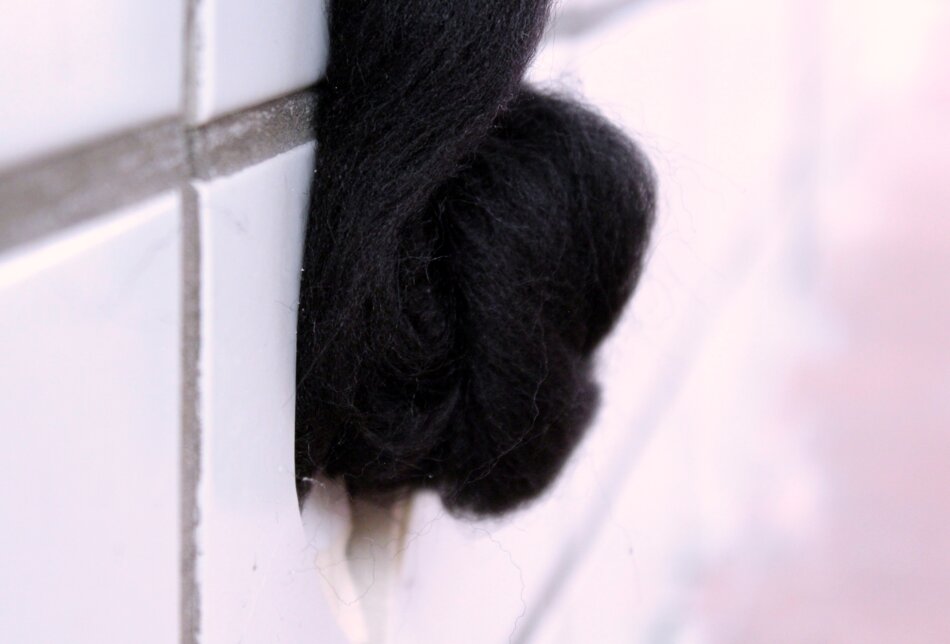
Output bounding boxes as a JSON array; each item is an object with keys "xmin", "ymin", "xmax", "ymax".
[
  {"xmin": 188, "ymin": 89, "xmax": 317, "ymax": 181},
  {"xmin": 2, "ymin": 5, "xmax": 319, "ymax": 641},
  {"xmin": 0, "ymin": 120, "xmax": 188, "ymax": 255},
  {"xmin": 179, "ymin": 184, "xmax": 202, "ymax": 644},
  {"xmin": 179, "ymin": 1, "xmax": 201, "ymax": 642},
  {"xmin": 183, "ymin": 0, "xmax": 202, "ymax": 126},
  {"xmin": 547, "ymin": 0, "xmax": 651, "ymax": 40},
  {"xmin": 0, "ymin": 88, "xmax": 317, "ymax": 256}
]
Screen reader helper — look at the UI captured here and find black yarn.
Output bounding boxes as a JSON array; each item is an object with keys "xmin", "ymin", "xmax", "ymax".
[{"xmin": 295, "ymin": 0, "xmax": 655, "ymax": 515}]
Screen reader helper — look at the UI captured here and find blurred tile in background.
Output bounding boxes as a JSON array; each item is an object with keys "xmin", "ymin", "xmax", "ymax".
[{"xmin": 521, "ymin": 0, "xmax": 950, "ymax": 641}]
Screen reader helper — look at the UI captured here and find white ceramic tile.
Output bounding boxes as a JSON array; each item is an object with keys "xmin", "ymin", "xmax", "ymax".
[
  {"xmin": 191, "ymin": 0, "xmax": 328, "ymax": 122},
  {"xmin": 195, "ymin": 144, "xmax": 346, "ymax": 643},
  {"xmin": 0, "ymin": 1, "xmax": 183, "ymax": 169},
  {"xmin": 0, "ymin": 194, "xmax": 181, "ymax": 643}
]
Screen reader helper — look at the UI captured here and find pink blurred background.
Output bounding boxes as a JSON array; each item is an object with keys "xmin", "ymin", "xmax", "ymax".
[{"xmin": 521, "ymin": 0, "xmax": 950, "ymax": 640}]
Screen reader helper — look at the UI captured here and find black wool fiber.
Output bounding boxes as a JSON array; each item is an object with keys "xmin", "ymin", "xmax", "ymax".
[{"xmin": 296, "ymin": 0, "xmax": 656, "ymax": 516}]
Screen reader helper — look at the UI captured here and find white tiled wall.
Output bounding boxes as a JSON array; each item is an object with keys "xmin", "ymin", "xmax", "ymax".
[
  {"xmin": 189, "ymin": 0, "xmax": 329, "ymax": 122},
  {"xmin": 4, "ymin": 0, "xmax": 944, "ymax": 641},
  {"xmin": 0, "ymin": 0, "xmax": 691, "ymax": 641},
  {"xmin": 0, "ymin": 1, "xmax": 336, "ymax": 641},
  {"xmin": 0, "ymin": 1, "xmax": 184, "ymax": 169},
  {"xmin": 0, "ymin": 195, "xmax": 182, "ymax": 643},
  {"xmin": 193, "ymin": 144, "xmax": 345, "ymax": 643},
  {"xmin": 1, "ymin": 0, "xmax": 809, "ymax": 642}
]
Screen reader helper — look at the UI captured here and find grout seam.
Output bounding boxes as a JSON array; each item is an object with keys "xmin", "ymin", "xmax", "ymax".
[
  {"xmin": 183, "ymin": 0, "xmax": 202, "ymax": 124},
  {"xmin": 548, "ymin": 0, "xmax": 650, "ymax": 40},
  {"xmin": 0, "ymin": 120, "xmax": 188, "ymax": 255},
  {"xmin": 179, "ymin": 184, "xmax": 202, "ymax": 644},
  {"xmin": 188, "ymin": 89, "xmax": 318, "ymax": 181},
  {"xmin": 0, "ymin": 87, "xmax": 317, "ymax": 255},
  {"xmin": 0, "ymin": 5, "xmax": 319, "ymax": 640},
  {"xmin": 180, "ymin": 2, "xmax": 201, "ymax": 642}
]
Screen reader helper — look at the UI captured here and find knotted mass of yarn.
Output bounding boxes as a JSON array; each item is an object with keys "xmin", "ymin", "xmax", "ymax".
[{"xmin": 296, "ymin": 0, "xmax": 655, "ymax": 515}]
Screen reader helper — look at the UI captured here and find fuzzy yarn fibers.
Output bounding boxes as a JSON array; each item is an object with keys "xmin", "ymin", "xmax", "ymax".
[{"xmin": 296, "ymin": 0, "xmax": 656, "ymax": 515}]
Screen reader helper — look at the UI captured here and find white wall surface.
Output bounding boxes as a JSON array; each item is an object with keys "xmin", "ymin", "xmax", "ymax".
[
  {"xmin": 0, "ymin": 1, "xmax": 337, "ymax": 641},
  {"xmin": 194, "ymin": 144, "xmax": 345, "ymax": 643},
  {"xmin": 189, "ymin": 0, "xmax": 329, "ymax": 122},
  {"xmin": 0, "ymin": 1, "xmax": 183, "ymax": 169},
  {"xmin": 0, "ymin": 195, "xmax": 182, "ymax": 643},
  {"xmin": 6, "ymin": 0, "xmax": 941, "ymax": 642}
]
